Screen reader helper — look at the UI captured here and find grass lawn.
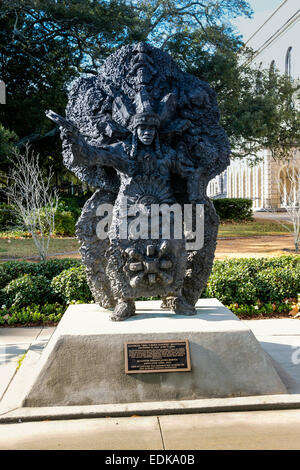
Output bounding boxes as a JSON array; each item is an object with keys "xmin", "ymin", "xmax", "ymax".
[
  {"xmin": 218, "ymin": 220, "xmax": 293, "ymax": 237},
  {"xmin": 0, "ymin": 237, "xmax": 80, "ymax": 260},
  {"xmin": 0, "ymin": 219, "xmax": 294, "ymax": 260}
]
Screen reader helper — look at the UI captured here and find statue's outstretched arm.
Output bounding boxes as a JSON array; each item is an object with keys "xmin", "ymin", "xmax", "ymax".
[{"xmin": 61, "ymin": 128, "xmax": 128, "ymax": 172}]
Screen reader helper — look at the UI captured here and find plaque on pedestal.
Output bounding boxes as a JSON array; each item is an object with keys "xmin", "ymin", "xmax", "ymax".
[{"xmin": 125, "ymin": 340, "xmax": 191, "ymax": 374}]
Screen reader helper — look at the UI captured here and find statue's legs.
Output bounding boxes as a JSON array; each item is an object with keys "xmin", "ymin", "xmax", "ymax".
[
  {"xmin": 160, "ymin": 295, "xmax": 196, "ymax": 316},
  {"xmin": 110, "ymin": 298, "xmax": 136, "ymax": 321},
  {"xmin": 172, "ymin": 295, "xmax": 197, "ymax": 315}
]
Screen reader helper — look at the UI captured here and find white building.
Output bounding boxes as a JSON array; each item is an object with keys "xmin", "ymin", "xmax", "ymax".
[{"xmin": 208, "ymin": 0, "xmax": 300, "ymax": 210}]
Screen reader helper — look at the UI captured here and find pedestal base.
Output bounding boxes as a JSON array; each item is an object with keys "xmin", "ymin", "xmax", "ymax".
[{"xmin": 22, "ymin": 300, "xmax": 286, "ymax": 407}]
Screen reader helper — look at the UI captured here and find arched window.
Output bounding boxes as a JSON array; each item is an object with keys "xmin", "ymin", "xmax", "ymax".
[{"xmin": 285, "ymin": 46, "xmax": 292, "ymax": 76}]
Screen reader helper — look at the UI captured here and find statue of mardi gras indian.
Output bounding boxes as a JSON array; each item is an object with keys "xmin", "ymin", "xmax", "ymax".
[{"xmin": 47, "ymin": 43, "xmax": 230, "ymax": 321}]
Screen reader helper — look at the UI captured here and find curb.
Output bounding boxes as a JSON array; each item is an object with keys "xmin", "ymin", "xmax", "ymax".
[{"xmin": 1, "ymin": 394, "xmax": 300, "ymax": 423}]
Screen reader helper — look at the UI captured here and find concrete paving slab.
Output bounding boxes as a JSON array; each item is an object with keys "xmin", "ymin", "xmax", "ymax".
[
  {"xmin": 254, "ymin": 211, "xmax": 291, "ymax": 222},
  {"xmin": 243, "ymin": 319, "xmax": 300, "ymax": 336},
  {"xmin": 0, "ymin": 343, "xmax": 32, "ymax": 405},
  {"xmin": 0, "ymin": 416, "xmax": 163, "ymax": 450},
  {"xmin": 2, "ymin": 409, "xmax": 300, "ymax": 450},
  {"xmin": 0, "ymin": 363, "xmax": 17, "ymax": 400},
  {"xmin": 29, "ymin": 340, "xmax": 50, "ymax": 352},
  {"xmin": 0, "ymin": 328, "xmax": 42, "ymax": 345},
  {"xmin": 0, "ymin": 344, "xmax": 29, "ymax": 364},
  {"xmin": 260, "ymin": 337, "xmax": 300, "ymax": 394},
  {"xmin": 0, "ymin": 341, "xmax": 47, "ymax": 413},
  {"xmin": 0, "ymin": 339, "xmax": 50, "ymax": 411},
  {"xmin": 159, "ymin": 409, "xmax": 300, "ymax": 450},
  {"xmin": 36, "ymin": 327, "xmax": 56, "ymax": 341}
]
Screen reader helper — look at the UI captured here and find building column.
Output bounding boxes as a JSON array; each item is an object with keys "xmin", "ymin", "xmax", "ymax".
[{"xmin": 247, "ymin": 168, "xmax": 251, "ymax": 199}]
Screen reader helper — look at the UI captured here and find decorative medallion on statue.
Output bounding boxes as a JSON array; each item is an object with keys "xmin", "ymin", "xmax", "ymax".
[{"xmin": 47, "ymin": 42, "xmax": 230, "ymax": 321}]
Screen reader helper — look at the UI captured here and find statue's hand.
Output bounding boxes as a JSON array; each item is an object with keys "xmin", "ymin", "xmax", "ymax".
[
  {"xmin": 60, "ymin": 127, "xmax": 89, "ymax": 166},
  {"xmin": 60, "ymin": 127, "xmax": 82, "ymax": 145}
]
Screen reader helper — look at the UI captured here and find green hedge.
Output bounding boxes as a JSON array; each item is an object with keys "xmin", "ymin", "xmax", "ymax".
[
  {"xmin": 0, "ymin": 303, "xmax": 65, "ymax": 325},
  {"xmin": 0, "ymin": 203, "xmax": 18, "ymax": 229},
  {"xmin": 228, "ymin": 301, "xmax": 292, "ymax": 318},
  {"xmin": 3, "ymin": 274, "xmax": 55, "ymax": 307},
  {"xmin": 0, "ymin": 259, "xmax": 81, "ymax": 290},
  {"xmin": 204, "ymin": 255, "xmax": 300, "ymax": 304},
  {"xmin": 54, "ymin": 197, "xmax": 84, "ymax": 236},
  {"xmin": 0, "ymin": 256, "xmax": 299, "ymax": 325},
  {"xmin": 52, "ymin": 197, "xmax": 84, "ymax": 236},
  {"xmin": 58, "ymin": 197, "xmax": 83, "ymax": 215},
  {"xmin": 213, "ymin": 198, "xmax": 253, "ymax": 221},
  {"xmin": 54, "ymin": 211, "xmax": 76, "ymax": 236},
  {"xmin": 51, "ymin": 265, "xmax": 93, "ymax": 303}
]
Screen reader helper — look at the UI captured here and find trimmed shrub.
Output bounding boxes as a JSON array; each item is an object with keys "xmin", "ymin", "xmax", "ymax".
[
  {"xmin": 0, "ymin": 256, "xmax": 299, "ymax": 318},
  {"xmin": 256, "ymin": 265, "xmax": 300, "ymax": 302},
  {"xmin": 3, "ymin": 274, "xmax": 55, "ymax": 307},
  {"xmin": 0, "ymin": 203, "xmax": 18, "ymax": 229},
  {"xmin": 58, "ymin": 197, "xmax": 82, "ymax": 218},
  {"xmin": 0, "ymin": 303, "xmax": 65, "ymax": 325},
  {"xmin": 54, "ymin": 210, "xmax": 76, "ymax": 236},
  {"xmin": 35, "ymin": 198, "xmax": 81, "ymax": 236},
  {"xmin": 51, "ymin": 265, "xmax": 92, "ymax": 303},
  {"xmin": 52, "ymin": 197, "xmax": 84, "ymax": 236},
  {"xmin": 0, "ymin": 259, "xmax": 81, "ymax": 289},
  {"xmin": 213, "ymin": 198, "xmax": 253, "ymax": 221},
  {"xmin": 0, "ymin": 288, "xmax": 8, "ymax": 307},
  {"xmin": 204, "ymin": 255, "xmax": 300, "ymax": 304},
  {"xmin": 204, "ymin": 264, "xmax": 258, "ymax": 305},
  {"xmin": 228, "ymin": 301, "xmax": 292, "ymax": 318}
]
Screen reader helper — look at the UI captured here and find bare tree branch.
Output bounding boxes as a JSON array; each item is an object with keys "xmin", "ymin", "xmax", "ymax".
[
  {"xmin": 3, "ymin": 145, "xmax": 58, "ymax": 261},
  {"xmin": 276, "ymin": 160, "xmax": 300, "ymax": 253}
]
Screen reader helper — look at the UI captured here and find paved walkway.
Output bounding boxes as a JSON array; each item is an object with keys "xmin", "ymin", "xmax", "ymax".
[
  {"xmin": 1, "ymin": 409, "xmax": 300, "ymax": 449},
  {"xmin": 253, "ymin": 210, "xmax": 291, "ymax": 222},
  {"xmin": 243, "ymin": 318, "xmax": 300, "ymax": 394},
  {"xmin": 0, "ymin": 327, "xmax": 55, "ymax": 402},
  {"xmin": 0, "ymin": 319, "xmax": 300, "ymax": 449},
  {"xmin": 215, "ymin": 234, "xmax": 295, "ymax": 259}
]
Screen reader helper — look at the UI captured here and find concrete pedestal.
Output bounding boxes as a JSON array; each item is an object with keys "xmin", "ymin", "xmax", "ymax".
[{"xmin": 22, "ymin": 300, "xmax": 286, "ymax": 407}]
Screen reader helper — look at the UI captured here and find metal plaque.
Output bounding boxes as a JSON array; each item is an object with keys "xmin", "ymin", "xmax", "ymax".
[{"xmin": 124, "ymin": 339, "xmax": 191, "ymax": 374}]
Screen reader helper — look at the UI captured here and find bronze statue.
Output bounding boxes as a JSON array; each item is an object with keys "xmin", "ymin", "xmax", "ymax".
[{"xmin": 47, "ymin": 42, "xmax": 230, "ymax": 321}]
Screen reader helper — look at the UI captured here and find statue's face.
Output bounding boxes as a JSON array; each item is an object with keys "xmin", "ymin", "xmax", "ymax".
[{"xmin": 137, "ymin": 125, "xmax": 156, "ymax": 145}]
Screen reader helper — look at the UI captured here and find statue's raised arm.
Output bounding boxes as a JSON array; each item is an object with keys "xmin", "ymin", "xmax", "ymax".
[{"xmin": 46, "ymin": 109, "xmax": 130, "ymax": 174}]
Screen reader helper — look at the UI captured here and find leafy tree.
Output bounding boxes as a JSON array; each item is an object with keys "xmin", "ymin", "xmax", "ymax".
[
  {"xmin": 0, "ymin": 0, "xmax": 143, "ymax": 179},
  {"xmin": 0, "ymin": 123, "xmax": 17, "ymax": 159},
  {"xmin": 165, "ymin": 28, "xmax": 300, "ymax": 162},
  {"xmin": 227, "ymin": 65, "xmax": 300, "ymax": 161},
  {"xmin": 0, "ymin": 124, "xmax": 18, "ymax": 189},
  {"xmin": 127, "ymin": 0, "xmax": 252, "ymax": 47},
  {"xmin": 0, "ymin": 0, "xmax": 253, "ymax": 183},
  {"xmin": 1, "ymin": 0, "xmax": 299, "ymax": 171}
]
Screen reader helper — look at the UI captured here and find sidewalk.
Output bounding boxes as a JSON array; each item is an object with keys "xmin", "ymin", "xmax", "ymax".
[
  {"xmin": 243, "ymin": 318, "xmax": 300, "ymax": 394},
  {"xmin": 1, "ymin": 409, "xmax": 300, "ymax": 450},
  {"xmin": 0, "ymin": 319, "xmax": 300, "ymax": 449},
  {"xmin": 0, "ymin": 327, "xmax": 55, "ymax": 402}
]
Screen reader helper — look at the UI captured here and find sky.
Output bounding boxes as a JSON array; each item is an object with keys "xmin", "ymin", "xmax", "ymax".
[
  {"xmin": 233, "ymin": 0, "xmax": 285, "ymax": 42},
  {"xmin": 248, "ymin": 0, "xmax": 283, "ymax": 13}
]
